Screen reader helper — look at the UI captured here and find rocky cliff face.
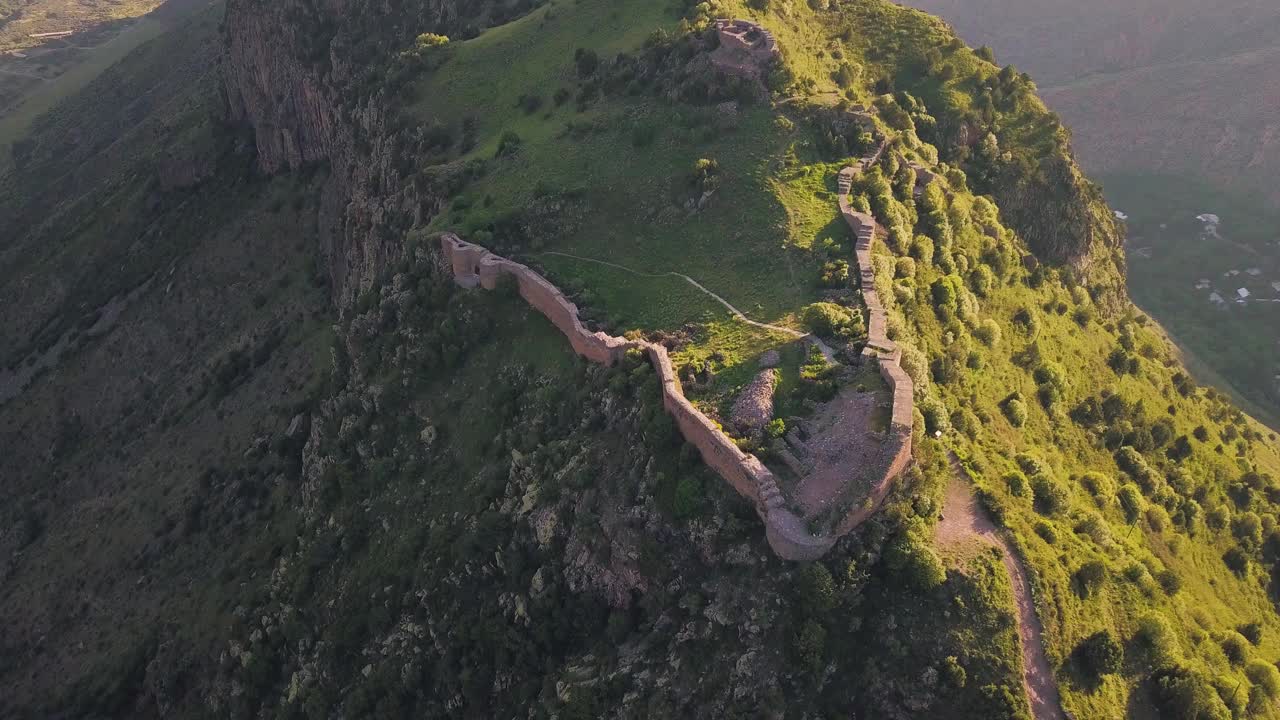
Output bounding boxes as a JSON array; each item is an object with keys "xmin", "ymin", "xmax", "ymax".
[{"xmin": 219, "ymin": 0, "xmax": 525, "ymax": 305}]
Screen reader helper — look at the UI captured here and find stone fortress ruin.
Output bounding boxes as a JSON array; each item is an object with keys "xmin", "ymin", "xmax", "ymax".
[
  {"xmin": 439, "ymin": 23, "xmax": 921, "ymax": 559},
  {"xmin": 710, "ymin": 18, "xmax": 780, "ymax": 80},
  {"xmin": 440, "ymin": 138, "xmax": 916, "ymax": 559}
]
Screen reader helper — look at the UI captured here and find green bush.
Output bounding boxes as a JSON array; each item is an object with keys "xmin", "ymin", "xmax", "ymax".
[
  {"xmin": 766, "ymin": 418, "xmax": 786, "ymax": 438},
  {"xmin": 1031, "ymin": 474, "xmax": 1069, "ymax": 515},
  {"xmin": 1003, "ymin": 397, "xmax": 1028, "ymax": 427},
  {"xmin": 1034, "ymin": 520, "xmax": 1058, "ymax": 544},
  {"xmin": 798, "ymin": 563, "xmax": 837, "ymax": 615},
  {"xmin": 885, "ymin": 532, "xmax": 947, "ymax": 590},
  {"xmin": 1246, "ymin": 660, "xmax": 1280, "ymax": 699},
  {"xmin": 1152, "ymin": 665, "xmax": 1231, "ymax": 720},
  {"xmin": 1136, "ymin": 612, "xmax": 1182, "ymax": 667},
  {"xmin": 672, "ymin": 475, "xmax": 703, "ymax": 519},
  {"xmin": 941, "ymin": 656, "xmax": 967, "ymax": 688},
  {"xmin": 1220, "ymin": 632, "xmax": 1250, "ymax": 666},
  {"xmin": 1075, "ymin": 560, "xmax": 1107, "ymax": 598},
  {"xmin": 969, "ymin": 264, "xmax": 995, "ymax": 297},
  {"xmin": 895, "ymin": 257, "xmax": 917, "ymax": 279},
  {"xmin": 920, "ymin": 397, "xmax": 950, "ymax": 435},
  {"xmin": 802, "ymin": 302, "xmax": 861, "ymax": 337},
  {"xmin": 1238, "ymin": 622, "xmax": 1263, "ymax": 646},
  {"xmin": 1118, "ymin": 483, "xmax": 1144, "ymax": 523},
  {"xmin": 973, "ymin": 319, "xmax": 1001, "ymax": 347},
  {"xmin": 1004, "ymin": 471, "xmax": 1028, "ymax": 497},
  {"xmin": 1078, "ymin": 630, "xmax": 1122, "ymax": 678},
  {"xmin": 416, "ymin": 32, "xmax": 450, "ymax": 48}
]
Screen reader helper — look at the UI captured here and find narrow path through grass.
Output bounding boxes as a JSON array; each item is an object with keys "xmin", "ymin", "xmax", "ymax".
[{"xmin": 539, "ymin": 251, "xmax": 832, "ymax": 353}]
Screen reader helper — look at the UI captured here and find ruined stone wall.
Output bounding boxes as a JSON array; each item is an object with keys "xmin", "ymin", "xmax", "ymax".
[
  {"xmin": 830, "ymin": 149, "xmax": 920, "ymax": 534},
  {"xmin": 440, "ymin": 233, "xmax": 833, "ymax": 559}
]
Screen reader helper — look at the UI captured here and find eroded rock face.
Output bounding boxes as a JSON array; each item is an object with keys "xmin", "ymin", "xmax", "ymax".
[
  {"xmin": 220, "ymin": 0, "xmax": 463, "ymax": 303},
  {"xmin": 731, "ymin": 369, "xmax": 778, "ymax": 432}
]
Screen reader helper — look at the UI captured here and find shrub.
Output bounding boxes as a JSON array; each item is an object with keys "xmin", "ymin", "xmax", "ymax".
[
  {"xmin": 1156, "ymin": 569, "xmax": 1182, "ymax": 596},
  {"xmin": 941, "ymin": 656, "xmax": 967, "ymax": 688},
  {"xmin": 1078, "ymin": 630, "xmax": 1123, "ymax": 678},
  {"xmin": 950, "ymin": 408, "xmax": 979, "ymax": 438},
  {"xmin": 1003, "ymin": 397, "xmax": 1028, "ymax": 427},
  {"xmin": 495, "ymin": 131, "xmax": 522, "ymax": 157},
  {"xmin": 930, "ymin": 276, "xmax": 960, "ymax": 315},
  {"xmin": 1238, "ymin": 622, "xmax": 1263, "ymax": 646},
  {"xmin": 821, "ymin": 260, "xmax": 850, "ymax": 287},
  {"xmin": 1246, "ymin": 660, "xmax": 1280, "ymax": 699},
  {"xmin": 1137, "ymin": 612, "xmax": 1182, "ymax": 668},
  {"xmin": 1004, "ymin": 471, "xmax": 1028, "ymax": 497},
  {"xmin": 910, "ymin": 235, "xmax": 935, "ymax": 265},
  {"xmin": 672, "ymin": 475, "xmax": 703, "ymax": 518},
  {"xmin": 895, "ymin": 257, "xmax": 917, "ymax": 279},
  {"xmin": 1220, "ymin": 632, "xmax": 1250, "ymax": 666},
  {"xmin": 1075, "ymin": 514, "xmax": 1112, "ymax": 546},
  {"xmin": 1015, "ymin": 453, "xmax": 1046, "ymax": 476},
  {"xmin": 797, "ymin": 562, "xmax": 837, "ymax": 615},
  {"xmin": 802, "ymin": 302, "xmax": 861, "ymax": 337},
  {"xmin": 416, "ymin": 32, "xmax": 449, "ymax": 48},
  {"xmin": 690, "ymin": 158, "xmax": 720, "ymax": 193},
  {"xmin": 1034, "ymin": 521, "xmax": 1057, "ymax": 544},
  {"xmin": 969, "ymin": 265, "xmax": 995, "ymax": 297},
  {"xmin": 794, "ymin": 618, "xmax": 826, "ymax": 670},
  {"xmin": 1117, "ymin": 483, "xmax": 1144, "ymax": 523},
  {"xmin": 1075, "ymin": 560, "xmax": 1108, "ymax": 597},
  {"xmin": 1152, "ymin": 665, "xmax": 1231, "ymax": 720},
  {"xmin": 899, "ymin": 344, "xmax": 930, "ymax": 392},
  {"xmin": 973, "ymin": 319, "xmax": 1001, "ymax": 347},
  {"xmin": 574, "ymin": 47, "xmax": 600, "ymax": 76},
  {"xmin": 1032, "ymin": 474, "xmax": 1070, "ymax": 515},
  {"xmin": 1080, "ymin": 472, "xmax": 1114, "ymax": 503},
  {"xmin": 1223, "ymin": 546, "xmax": 1249, "ymax": 575},
  {"xmin": 885, "ymin": 532, "xmax": 947, "ymax": 590},
  {"xmin": 1114, "ymin": 446, "xmax": 1159, "ymax": 491},
  {"xmin": 920, "ymin": 397, "xmax": 950, "ymax": 436},
  {"xmin": 1232, "ymin": 512, "xmax": 1263, "ymax": 548},
  {"xmin": 766, "ymin": 418, "xmax": 786, "ymax": 438}
]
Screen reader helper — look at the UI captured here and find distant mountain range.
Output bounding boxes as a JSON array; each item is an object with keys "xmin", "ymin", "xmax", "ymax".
[{"xmin": 904, "ymin": 0, "xmax": 1280, "ymax": 209}]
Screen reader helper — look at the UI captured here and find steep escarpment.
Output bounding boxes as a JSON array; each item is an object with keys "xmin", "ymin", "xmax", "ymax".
[{"xmin": 220, "ymin": 0, "xmax": 550, "ymax": 303}]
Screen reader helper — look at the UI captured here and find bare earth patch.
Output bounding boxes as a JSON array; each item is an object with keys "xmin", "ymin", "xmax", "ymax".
[{"xmin": 788, "ymin": 386, "xmax": 892, "ymax": 519}]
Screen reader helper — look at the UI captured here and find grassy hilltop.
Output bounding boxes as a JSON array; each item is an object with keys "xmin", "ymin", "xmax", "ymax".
[
  {"xmin": 396, "ymin": 0, "xmax": 1280, "ymax": 716},
  {"xmin": 1, "ymin": 0, "xmax": 1279, "ymax": 717}
]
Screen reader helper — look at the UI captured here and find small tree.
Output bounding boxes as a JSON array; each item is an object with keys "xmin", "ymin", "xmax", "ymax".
[
  {"xmin": 1117, "ymin": 483, "xmax": 1144, "ymax": 523},
  {"xmin": 1078, "ymin": 630, "xmax": 1122, "ymax": 678},
  {"xmin": 1220, "ymin": 632, "xmax": 1250, "ymax": 666},
  {"xmin": 1246, "ymin": 660, "xmax": 1280, "ymax": 699},
  {"xmin": 1075, "ymin": 560, "xmax": 1107, "ymax": 597},
  {"xmin": 941, "ymin": 656, "xmax": 967, "ymax": 688},
  {"xmin": 1003, "ymin": 396, "xmax": 1028, "ymax": 427},
  {"xmin": 885, "ymin": 532, "xmax": 946, "ymax": 590},
  {"xmin": 974, "ymin": 318, "xmax": 1001, "ymax": 347}
]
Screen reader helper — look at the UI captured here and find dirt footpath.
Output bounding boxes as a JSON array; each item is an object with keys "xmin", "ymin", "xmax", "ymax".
[{"xmin": 936, "ymin": 452, "xmax": 1066, "ymax": 720}]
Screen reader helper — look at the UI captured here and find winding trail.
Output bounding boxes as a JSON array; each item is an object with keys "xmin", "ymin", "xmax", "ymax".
[
  {"xmin": 539, "ymin": 251, "xmax": 836, "ymax": 360},
  {"xmin": 937, "ymin": 451, "xmax": 1065, "ymax": 720}
]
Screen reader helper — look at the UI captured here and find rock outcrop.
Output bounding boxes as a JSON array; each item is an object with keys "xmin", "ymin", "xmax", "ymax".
[
  {"xmin": 220, "ymin": 0, "xmax": 463, "ymax": 304},
  {"xmin": 730, "ymin": 369, "xmax": 778, "ymax": 432}
]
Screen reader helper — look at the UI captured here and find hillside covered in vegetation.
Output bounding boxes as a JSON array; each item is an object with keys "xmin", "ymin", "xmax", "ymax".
[{"xmin": 1, "ymin": 0, "xmax": 1278, "ymax": 718}]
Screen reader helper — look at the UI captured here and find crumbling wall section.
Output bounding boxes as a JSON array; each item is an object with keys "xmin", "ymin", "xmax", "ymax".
[{"xmin": 440, "ymin": 233, "xmax": 833, "ymax": 559}]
